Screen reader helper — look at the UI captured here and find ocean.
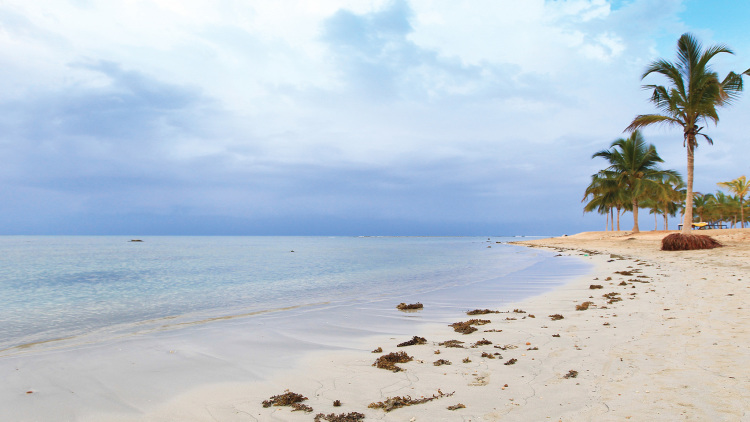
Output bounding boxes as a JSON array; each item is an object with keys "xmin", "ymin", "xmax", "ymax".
[{"xmin": 0, "ymin": 236, "xmax": 588, "ymax": 355}]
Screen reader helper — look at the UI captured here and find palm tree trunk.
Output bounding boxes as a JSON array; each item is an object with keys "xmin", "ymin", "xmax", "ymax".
[
  {"xmin": 610, "ymin": 209, "xmax": 614, "ymax": 231},
  {"xmin": 632, "ymin": 200, "xmax": 640, "ymax": 233},
  {"xmin": 616, "ymin": 207, "xmax": 621, "ymax": 231},
  {"xmin": 741, "ymin": 198, "xmax": 745, "ymax": 229},
  {"xmin": 682, "ymin": 142, "xmax": 695, "ymax": 234},
  {"xmin": 654, "ymin": 213, "xmax": 657, "ymax": 231},
  {"xmin": 664, "ymin": 213, "xmax": 669, "ymax": 231}
]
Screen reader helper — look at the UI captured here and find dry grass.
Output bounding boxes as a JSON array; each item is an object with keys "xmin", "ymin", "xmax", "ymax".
[{"xmin": 661, "ymin": 233, "xmax": 722, "ymax": 251}]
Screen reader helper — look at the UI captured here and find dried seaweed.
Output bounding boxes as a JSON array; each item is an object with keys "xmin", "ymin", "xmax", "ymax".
[
  {"xmin": 563, "ymin": 370, "xmax": 579, "ymax": 379},
  {"xmin": 397, "ymin": 302, "xmax": 424, "ymax": 310},
  {"xmin": 314, "ymin": 412, "xmax": 366, "ymax": 422},
  {"xmin": 481, "ymin": 352, "xmax": 495, "ymax": 359},
  {"xmin": 549, "ymin": 314, "xmax": 564, "ymax": 321},
  {"xmin": 262, "ymin": 391, "xmax": 308, "ymax": 408},
  {"xmin": 466, "ymin": 309, "xmax": 500, "ymax": 315},
  {"xmin": 397, "ymin": 336, "xmax": 427, "ymax": 347},
  {"xmin": 447, "ymin": 403, "xmax": 466, "ymax": 410},
  {"xmin": 513, "ymin": 309, "xmax": 527, "ymax": 313},
  {"xmin": 433, "ymin": 359, "xmax": 452, "ymax": 366},
  {"xmin": 504, "ymin": 358, "xmax": 518, "ymax": 365},
  {"xmin": 439, "ymin": 340, "xmax": 465, "ymax": 348},
  {"xmin": 368, "ymin": 390, "xmax": 454, "ymax": 412},
  {"xmin": 589, "ymin": 284, "xmax": 603, "ymax": 289},
  {"xmin": 495, "ymin": 344, "xmax": 517, "ymax": 350},
  {"xmin": 291, "ymin": 403, "xmax": 314, "ymax": 412},
  {"xmin": 371, "ymin": 347, "xmax": 383, "ymax": 353},
  {"xmin": 450, "ymin": 319, "xmax": 491, "ymax": 334},
  {"xmin": 333, "ymin": 400, "xmax": 341, "ymax": 407},
  {"xmin": 471, "ymin": 338, "xmax": 492, "ymax": 348},
  {"xmin": 603, "ymin": 292, "xmax": 622, "ymax": 303},
  {"xmin": 483, "ymin": 329, "xmax": 503, "ymax": 332},
  {"xmin": 575, "ymin": 301, "xmax": 594, "ymax": 311},
  {"xmin": 462, "ymin": 357, "xmax": 471, "ymax": 363},
  {"xmin": 373, "ymin": 351, "xmax": 413, "ymax": 372}
]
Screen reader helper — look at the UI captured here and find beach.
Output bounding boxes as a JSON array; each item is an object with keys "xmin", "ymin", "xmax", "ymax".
[{"xmin": 6, "ymin": 230, "xmax": 750, "ymax": 421}]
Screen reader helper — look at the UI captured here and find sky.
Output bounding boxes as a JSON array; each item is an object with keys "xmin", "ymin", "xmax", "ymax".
[{"xmin": 1, "ymin": 0, "xmax": 748, "ymax": 236}]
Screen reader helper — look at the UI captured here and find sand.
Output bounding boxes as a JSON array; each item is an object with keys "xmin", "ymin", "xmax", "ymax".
[{"xmin": 9, "ymin": 229, "xmax": 750, "ymax": 421}]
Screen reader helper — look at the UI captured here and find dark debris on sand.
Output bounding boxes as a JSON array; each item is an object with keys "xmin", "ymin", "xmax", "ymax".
[
  {"xmin": 373, "ymin": 351, "xmax": 413, "ymax": 372},
  {"xmin": 314, "ymin": 412, "xmax": 366, "ymax": 422},
  {"xmin": 466, "ymin": 309, "xmax": 500, "ymax": 315},
  {"xmin": 397, "ymin": 302, "xmax": 424, "ymax": 310},
  {"xmin": 450, "ymin": 319, "xmax": 491, "ymax": 334},
  {"xmin": 549, "ymin": 314, "xmax": 564, "ymax": 321},
  {"xmin": 397, "ymin": 336, "xmax": 427, "ymax": 347},
  {"xmin": 262, "ymin": 391, "xmax": 308, "ymax": 408},
  {"xmin": 439, "ymin": 340, "xmax": 466, "ymax": 348},
  {"xmin": 368, "ymin": 390, "xmax": 454, "ymax": 412}
]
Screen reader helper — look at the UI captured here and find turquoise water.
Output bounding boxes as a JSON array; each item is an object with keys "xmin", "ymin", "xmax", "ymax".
[{"xmin": 0, "ymin": 236, "xmax": 587, "ymax": 353}]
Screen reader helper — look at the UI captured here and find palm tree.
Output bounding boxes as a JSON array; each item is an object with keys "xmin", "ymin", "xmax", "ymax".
[
  {"xmin": 592, "ymin": 130, "xmax": 679, "ymax": 233},
  {"xmin": 692, "ymin": 193, "xmax": 712, "ymax": 223},
  {"xmin": 649, "ymin": 173, "xmax": 685, "ymax": 230},
  {"xmin": 583, "ymin": 173, "xmax": 629, "ymax": 231},
  {"xmin": 626, "ymin": 33, "xmax": 749, "ymax": 235},
  {"xmin": 717, "ymin": 175, "xmax": 749, "ymax": 228}
]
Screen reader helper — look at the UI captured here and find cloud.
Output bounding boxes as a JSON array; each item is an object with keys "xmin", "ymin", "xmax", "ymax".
[{"xmin": 0, "ymin": 0, "xmax": 748, "ymax": 235}]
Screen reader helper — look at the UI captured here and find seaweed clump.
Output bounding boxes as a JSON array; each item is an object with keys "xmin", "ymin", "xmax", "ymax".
[
  {"xmin": 368, "ymin": 390, "xmax": 453, "ymax": 412},
  {"xmin": 603, "ymin": 292, "xmax": 622, "ymax": 303},
  {"xmin": 314, "ymin": 412, "xmax": 365, "ymax": 422},
  {"xmin": 433, "ymin": 359, "xmax": 452, "ymax": 366},
  {"xmin": 466, "ymin": 309, "xmax": 500, "ymax": 315},
  {"xmin": 575, "ymin": 301, "xmax": 594, "ymax": 311},
  {"xmin": 563, "ymin": 370, "xmax": 579, "ymax": 379},
  {"xmin": 373, "ymin": 351, "xmax": 413, "ymax": 372},
  {"xmin": 450, "ymin": 319, "xmax": 491, "ymax": 334},
  {"xmin": 439, "ymin": 340, "xmax": 465, "ymax": 348},
  {"xmin": 397, "ymin": 302, "xmax": 423, "ymax": 310},
  {"xmin": 447, "ymin": 403, "xmax": 466, "ymax": 410},
  {"xmin": 397, "ymin": 336, "xmax": 427, "ymax": 347},
  {"xmin": 589, "ymin": 284, "xmax": 603, "ymax": 289},
  {"xmin": 471, "ymin": 338, "xmax": 492, "ymax": 348},
  {"xmin": 549, "ymin": 314, "xmax": 564, "ymax": 321},
  {"xmin": 262, "ymin": 391, "xmax": 308, "ymax": 408},
  {"xmin": 662, "ymin": 233, "xmax": 722, "ymax": 251}
]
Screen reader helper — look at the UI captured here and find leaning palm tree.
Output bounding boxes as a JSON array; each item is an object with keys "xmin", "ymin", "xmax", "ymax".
[
  {"xmin": 592, "ymin": 130, "xmax": 679, "ymax": 233},
  {"xmin": 717, "ymin": 175, "xmax": 749, "ymax": 228},
  {"xmin": 626, "ymin": 33, "xmax": 749, "ymax": 236}
]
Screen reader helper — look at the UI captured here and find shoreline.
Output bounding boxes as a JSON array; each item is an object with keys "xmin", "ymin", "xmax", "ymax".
[{"xmin": 8, "ymin": 230, "xmax": 750, "ymax": 421}]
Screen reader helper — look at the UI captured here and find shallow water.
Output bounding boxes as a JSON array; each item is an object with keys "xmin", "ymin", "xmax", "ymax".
[{"xmin": 0, "ymin": 236, "xmax": 586, "ymax": 354}]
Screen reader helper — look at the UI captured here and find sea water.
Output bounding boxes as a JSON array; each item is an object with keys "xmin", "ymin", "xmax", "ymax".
[{"xmin": 0, "ymin": 236, "xmax": 588, "ymax": 355}]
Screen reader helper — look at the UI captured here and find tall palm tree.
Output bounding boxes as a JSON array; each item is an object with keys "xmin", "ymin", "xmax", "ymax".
[
  {"xmin": 717, "ymin": 175, "xmax": 749, "ymax": 228},
  {"xmin": 592, "ymin": 130, "xmax": 679, "ymax": 233},
  {"xmin": 626, "ymin": 33, "xmax": 749, "ymax": 234}
]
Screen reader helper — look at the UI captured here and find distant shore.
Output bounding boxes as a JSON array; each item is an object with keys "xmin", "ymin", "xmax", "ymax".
[{"xmin": 7, "ymin": 230, "xmax": 750, "ymax": 421}]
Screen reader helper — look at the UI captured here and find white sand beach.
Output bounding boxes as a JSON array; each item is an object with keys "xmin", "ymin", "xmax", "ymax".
[
  {"xmin": 5, "ymin": 229, "xmax": 749, "ymax": 421},
  {"xmin": 76, "ymin": 229, "xmax": 747, "ymax": 421}
]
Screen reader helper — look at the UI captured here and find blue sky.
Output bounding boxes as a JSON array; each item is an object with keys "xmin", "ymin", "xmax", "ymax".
[{"xmin": 1, "ymin": 0, "xmax": 748, "ymax": 235}]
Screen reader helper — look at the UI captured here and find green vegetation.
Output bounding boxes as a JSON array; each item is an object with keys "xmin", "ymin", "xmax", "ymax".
[
  {"xmin": 584, "ymin": 33, "xmax": 749, "ymax": 236},
  {"xmin": 584, "ymin": 131, "xmax": 682, "ymax": 233},
  {"xmin": 626, "ymin": 33, "xmax": 749, "ymax": 234}
]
